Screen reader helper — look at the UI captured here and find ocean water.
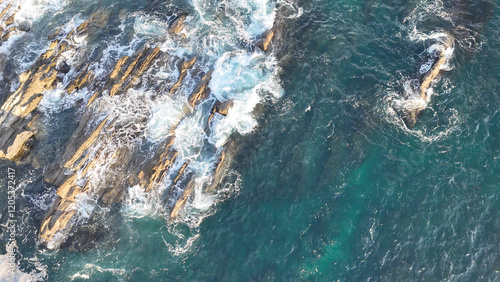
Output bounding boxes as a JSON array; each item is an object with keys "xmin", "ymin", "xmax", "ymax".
[{"xmin": 0, "ymin": 0, "xmax": 499, "ymax": 281}]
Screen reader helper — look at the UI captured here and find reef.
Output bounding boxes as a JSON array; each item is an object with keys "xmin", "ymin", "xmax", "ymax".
[
  {"xmin": 401, "ymin": 35, "xmax": 454, "ymax": 128},
  {"xmin": 0, "ymin": 8, "xmax": 278, "ymax": 250}
]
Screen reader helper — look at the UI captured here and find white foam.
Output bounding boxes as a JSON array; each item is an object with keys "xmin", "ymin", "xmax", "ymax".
[
  {"xmin": 146, "ymin": 95, "xmax": 185, "ymax": 143},
  {"xmin": 208, "ymin": 51, "xmax": 283, "ymax": 147},
  {"xmin": 0, "ymin": 242, "xmax": 47, "ymax": 281},
  {"xmin": 39, "ymin": 87, "xmax": 91, "ymax": 115},
  {"xmin": 70, "ymin": 264, "xmax": 126, "ymax": 281},
  {"xmin": 0, "ymin": 0, "xmax": 70, "ymax": 54},
  {"xmin": 122, "ymin": 185, "xmax": 154, "ymax": 218},
  {"xmin": 173, "ymin": 110, "xmax": 207, "ymax": 160}
]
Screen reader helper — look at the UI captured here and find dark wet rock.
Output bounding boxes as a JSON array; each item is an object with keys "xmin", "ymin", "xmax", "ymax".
[
  {"xmin": 18, "ymin": 21, "xmax": 31, "ymax": 32},
  {"xmin": 47, "ymin": 26, "xmax": 63, "ymax": 41},
  {"xmin": 57, "ymin": 61, "xmax": 70, "ymax": 74},
  {"xmin": 208, "ymin": 99, "xmax": 234, "ymax": 123}
]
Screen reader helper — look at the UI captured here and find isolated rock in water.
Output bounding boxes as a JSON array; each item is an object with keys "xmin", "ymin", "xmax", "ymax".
[
  {"xmin": 257, "ymin": 29, "xmax": 275, "ymax": 51},
  {"xmin": 402, "ymin": 35, "xmax": 454, "ymax": 128},
  {"xmin": 169, "ymin": 14, "xmax": 186, "ymax": 35}
]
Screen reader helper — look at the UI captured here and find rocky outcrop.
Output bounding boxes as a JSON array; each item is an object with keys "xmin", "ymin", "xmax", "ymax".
[
  {"xmin": 0, "ymin": 7, "xmax": 281, "ymax": 248},
  {"xmin": 256, "ymin": 29, "xmax": 275, "ymax": 52},
  {"xmin": 40, "ymin": 44, "xmax": 165, "ymax": 248},
  {"xmin": 0, "ymin": 4, "xmax": 20, "ymax": 43},
  {"xmin": 0, "ymin": 16, "xmax": 99, "ymax": 162},
  {"xmin": 168, "ymin": 14, "xmax": 186, "ymax": 35},
  {"xmin": 170, "ymin": 57, "xmax": 196, "ymax": 93},
  {"xmin": 37, "ymin": 23, "xmax": 219, "ymax": 246},
  {"xmin": 188, "ymin": 70, "xmax": 213, "ymax": 107},
  {"xmin": 402, "ymin": 35, "xmax": 454, "ymax": 128},
  {"xmin": 208, "ymin": 99, "xmax": 234, "ymax": 123}
]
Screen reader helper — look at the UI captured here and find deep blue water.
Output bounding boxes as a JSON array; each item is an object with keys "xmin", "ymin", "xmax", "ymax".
[{"xmin": 1, "ymin": 0, "xmax": 499, "ymax": 281}]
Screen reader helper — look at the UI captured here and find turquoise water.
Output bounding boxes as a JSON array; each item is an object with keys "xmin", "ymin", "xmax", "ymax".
[{"xmin": 1, "ymin": 0, "xmax": 500, "ymax": 280}]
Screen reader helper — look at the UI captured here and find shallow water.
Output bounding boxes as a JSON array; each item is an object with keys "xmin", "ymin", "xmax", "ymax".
[{"xmin": 1, "ymin": 0, "xmax": 499, "ymax": 280}]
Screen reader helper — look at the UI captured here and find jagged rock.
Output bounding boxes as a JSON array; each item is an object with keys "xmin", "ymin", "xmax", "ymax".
[
  {"xmin": 170, "ymin": 177, "xmax": 195, "ymax": 219},
  {"xmin": 66, "ymin": 66, "xmax": 94, "ymax": 93},
  {"xmin": 208, "ymin": 99, "xmax": 234, "ymax": 123},
  {"xmin": 0, "ymin": 40, "xmax": 66, "ymax": 160},
  {"xmin": 0, "ymin": 16, "xmax": 104, "ymax": 162},
  {"xmin": 402, "ymin": 36, "xmax": 453, "ymax": 128},
  {"xmin": 188, "ymin": 70, "xmax": 213, "ymax": 107},
  {"xmin": 0, "ymin": 130, "xmax": 35, "ymax": 161},
  {"xmin": 1, "ymin": 25, "xmax": 16, "ymax": 41},
  {"xmin": 47, "ymin": 26, "xmax": 63, "ymax": 41},
  {"xmin": 170, "ymin": 57, "xmax": 196, "ymax": 93},
  {"xmin": 205, "ymin": 150, "xmax": 229, "ymax": 193},
  {"xmin": 108, "ymin": 45, "xmax": 161, "ymax": 97},
  {"xmin": 168, "ymin": 14, "xmax": 186, "ymax": 35},
  {"xmin": 256, "ymin": 29, "xmax": 275, "ymax": 51},
  {"xmin": 0, "ymin": 5, "xmax": 13, "ymax": 20},
  {"xmin": 418, "ymin": 52, "xmax": 448, "ymax": 101},
  {"xmin": 134, "ymin": 137, "xmax": 178, "ymax": 192},
  {"xmin": 40, "ymin": 43, "xmax": 173, "ymax": 248},
  {"xmin": 173, "ymin": 161, "xmax": 190, "ymax": 185},
  {"xmin": 4, "ymin": 13, "xmax": 14, "ymax": 26}
]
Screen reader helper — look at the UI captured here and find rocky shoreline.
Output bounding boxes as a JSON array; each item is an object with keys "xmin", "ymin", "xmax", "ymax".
[{"xmin": 0, "ymin": 7, "xmax": 282, "ymax": 250}]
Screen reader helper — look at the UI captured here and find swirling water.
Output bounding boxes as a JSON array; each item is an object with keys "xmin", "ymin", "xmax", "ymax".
[{"xmin": 0, "ymin": 0, "xmax": 499, "ymax": 280}]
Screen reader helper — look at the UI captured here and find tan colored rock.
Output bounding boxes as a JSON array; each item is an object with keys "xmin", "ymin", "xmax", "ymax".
[
  {"xmin": 168, "ymin": 14, "xmax": 186, "ymax": 35},
  {"xmin": 188, "ymin": 70, "xmax": 213, "ymax": 108},
  {"xmin": 170, "ymin": 57, "xmax": 196, "ymax": 94},
  {"xmin": 418, "ymin": 53, "xmax": 447, "ymax": 100},
  {"xmin": 173, "ymin": 161, "xmax": 190, "ymax": 184},
  {"xmin": 404, "ymin": 36, "xmax": 454, "ymax": 128},
  {"xmin": 208, "ymin": 99, "xmax": 234, "ymax": 123},
  {"xmin": 256, "ymin": 29, "xmax": 275, "ymax": 51},
  {"xmin": 205, "ymin": 151, "xmax": 229, "ymax": 193},
  {"xmin": 4, "ymin": 13, "xmax": 14, "ymax": 26},
  {"xmin": 0, "ymin": 130, "xmax": 35, "ymax": 161},
  {"xmin": 170, "ymin": 178, "xmax": 195, "ymax": 219},
  {"xmin": 109, "ymin": 46, "xmax": 161, "ymax": 97},
  {"xmin": 0, "ymin": 5, "xmax": 12, "ymax": 19}
]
